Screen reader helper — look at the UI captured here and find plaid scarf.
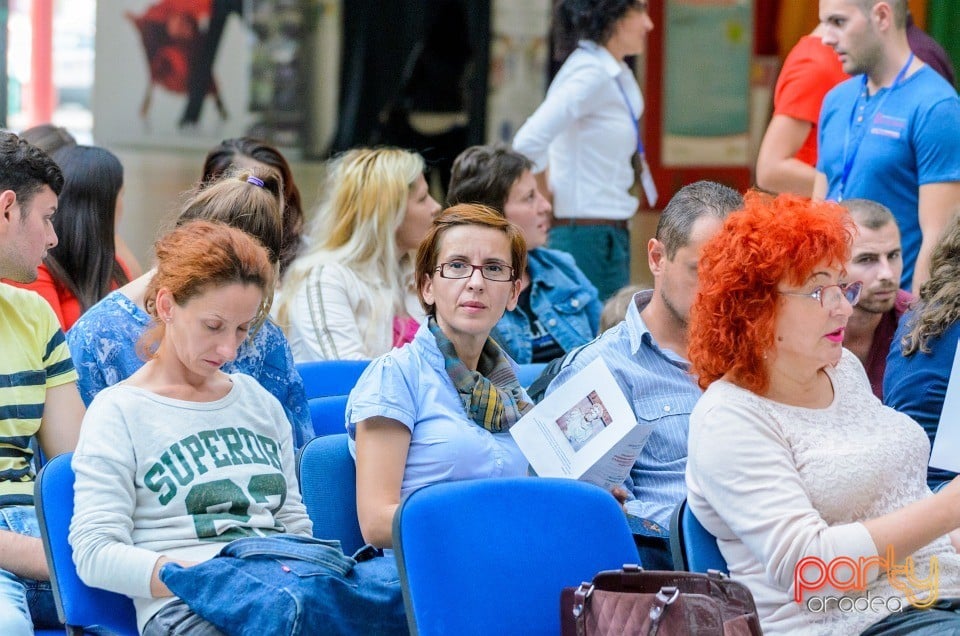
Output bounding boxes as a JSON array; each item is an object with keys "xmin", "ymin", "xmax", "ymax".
[{"xmin": 428, "ymin": 317, "xmax": 532, "ymax": 433}]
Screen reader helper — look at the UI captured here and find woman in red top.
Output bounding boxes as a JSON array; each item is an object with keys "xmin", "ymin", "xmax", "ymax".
[{"xmin": 6, "ymin": 145, "xmax": 130, "ymax": 330}]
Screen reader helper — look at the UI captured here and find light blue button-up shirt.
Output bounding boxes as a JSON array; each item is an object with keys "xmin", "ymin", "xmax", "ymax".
[
  {"xmin": 546, "ymin": 290, "xmax": 701, "ymax": 529},
  {"xmin": 346, "ymin": 323, "xmax": 528, "ymax": 497}
]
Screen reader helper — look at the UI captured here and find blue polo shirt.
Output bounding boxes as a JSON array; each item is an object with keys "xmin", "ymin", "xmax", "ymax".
[{"xmin": 817, "ymin": 66, "xmax": 960, "ymax": 288}]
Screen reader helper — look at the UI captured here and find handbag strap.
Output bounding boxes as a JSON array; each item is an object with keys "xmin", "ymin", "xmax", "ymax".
[
  {"xmin": 572, "ymin": 581, "xmax": 684, "ymax": 636},
  {"xmin": 647, "ymin": 586, "xmax": 680, "ymax": 636},
  {"xmin": 572, "ymin": 582, "xmax": 593, "ymax": 636}
]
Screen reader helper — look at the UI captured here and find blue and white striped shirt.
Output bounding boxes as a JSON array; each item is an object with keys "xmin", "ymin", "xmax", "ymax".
[{"xmin": 546, "ymin": 290, "xmax": 700, "ymax": 529}]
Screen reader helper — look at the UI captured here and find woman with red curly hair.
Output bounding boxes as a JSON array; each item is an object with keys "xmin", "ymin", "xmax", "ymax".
[{"xmin": 684, "ymin": 192, "xmax": 960, "ymax": 635}]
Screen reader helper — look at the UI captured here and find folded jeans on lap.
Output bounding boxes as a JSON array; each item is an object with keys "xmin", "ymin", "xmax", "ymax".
[{"xmin": 161, "ymin": 535, "xmax": 407, "ymax": 636}]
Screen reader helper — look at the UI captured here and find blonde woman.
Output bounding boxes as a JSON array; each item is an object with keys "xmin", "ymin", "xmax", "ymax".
[{"xmin": 277, "ymin": 148, "xmax": 440, "ymax": 361}]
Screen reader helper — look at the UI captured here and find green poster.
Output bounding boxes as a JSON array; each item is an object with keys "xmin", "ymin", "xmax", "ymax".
[{"xmin": 662, "ymin": 0, "xmax": 752, "ymax": 166}]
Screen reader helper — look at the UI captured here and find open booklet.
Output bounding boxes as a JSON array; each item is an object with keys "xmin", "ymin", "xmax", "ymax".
[
  {"xmin": 510, "ymin": 357, "xmax": 654, "ymax": 491},
  {"xmin": 928, "ymin": 338, "xmax": 960, "ymax": 473}
]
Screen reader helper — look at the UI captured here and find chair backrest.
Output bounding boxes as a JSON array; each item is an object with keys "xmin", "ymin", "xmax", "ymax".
[
  {"xmin": 516, "ymin": 362, "xmax": 547, "ymax": 389},
  {"xmin": 35, "ymin": 453, "xmax": 138, "ymax": 636},
  {"xmin": 393, "ymin": 478, "xmax": 639, "ymax": 636},
  {"xmin": 296, "ymin": 359, "xmax": 371, "ymax": 400},
  {"xmin": 296, "ymin": 434, "xmax": 365, "ymax": 555},
  {"xmin": 307, "ymin": 395, "xmax": 350, "ymax": 437},
  {"xmin": 669, "ymin": 498, "xmax": 729, "ymax": 574}
]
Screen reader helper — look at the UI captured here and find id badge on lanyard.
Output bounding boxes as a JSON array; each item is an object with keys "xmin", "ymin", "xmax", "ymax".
[
  {"xmin": 838, "ymin": 53, "xmax": 913, "ymax": 201},
  {"xmin": 617, "ymin": 78, "xmax": 658, "ymax": 208}
]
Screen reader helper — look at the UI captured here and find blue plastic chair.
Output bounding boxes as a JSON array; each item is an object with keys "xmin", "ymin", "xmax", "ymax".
[
  {"xmin": 516, "ymin": 362, "xmax": 547, "ymax": 389},
  {"xmin": 393, "ymin": 478, "xmax": 639, "ymax": 636},
  {"xmin": 307, "ymin": 395, "xmax": 350, "ymax": 437},
  {"xmin": 35, "ymin": 453, "xmax": 138, "ymax": 636},
  {"xmin": 296, "ymin": 434, "xmax": 366, "ymax": 556},
  {"xmin": 295, "ymin": 359, "xmax": 371, "ymax": 400},
  {"xmin": 669, "ymin": 498, "xmax": 729, "ymax": 574}
]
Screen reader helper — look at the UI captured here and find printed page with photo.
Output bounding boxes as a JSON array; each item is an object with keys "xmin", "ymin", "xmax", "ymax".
[{"xmin": 510, "ymin": 357, "xmax": 653, "ymax": 490}]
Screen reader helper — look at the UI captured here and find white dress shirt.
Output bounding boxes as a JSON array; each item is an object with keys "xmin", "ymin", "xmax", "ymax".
[{"xmin": 513, "ymin": 40, "xmax": 642, "ymax": 221}]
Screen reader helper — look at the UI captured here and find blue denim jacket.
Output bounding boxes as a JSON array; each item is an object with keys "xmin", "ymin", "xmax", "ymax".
[{"xmin": 493, "ymin": 248, "xmax": 601, "ymax": 364}]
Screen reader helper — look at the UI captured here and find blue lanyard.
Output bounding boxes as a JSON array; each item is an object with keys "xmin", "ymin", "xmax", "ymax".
[
  {"xmin": 615, "ymin": 78, "xmax": 644, "ymax": 155},
  {"xmin": 838, "ymin": 53, "xmax": 913, "ymax": 200}
]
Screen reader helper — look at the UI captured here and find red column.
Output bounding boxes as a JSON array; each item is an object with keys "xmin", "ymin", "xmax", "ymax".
[{"xmin": 28, "ymin": 0, "xmax": 54, "ymax": 125}]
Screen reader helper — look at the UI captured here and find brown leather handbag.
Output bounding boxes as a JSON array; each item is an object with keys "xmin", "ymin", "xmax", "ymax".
[{"xmin": 560, "ymin": 565, "xmax": 763, "ymax": 636}]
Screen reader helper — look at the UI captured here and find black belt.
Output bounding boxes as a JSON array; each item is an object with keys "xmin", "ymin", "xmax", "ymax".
[{"xmin": 553, "ymin": 218, "xmax": 629, "ymax": 230}]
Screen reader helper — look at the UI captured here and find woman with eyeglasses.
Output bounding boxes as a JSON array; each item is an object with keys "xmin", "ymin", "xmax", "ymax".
[
  {"xmin": 684, "ymin": 192, "xmax": 960, "ymax": 635},
  {"xmin": 346, "ymin": 204, "xmax": 530, "ymax": 549}
]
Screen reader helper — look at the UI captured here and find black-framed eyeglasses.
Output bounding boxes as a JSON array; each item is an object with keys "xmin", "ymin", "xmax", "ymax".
[
  {"xmin": 778, "ymin": 281, "xmax": 863, "ymax": 308},
  {"xmin": 435, "ymin": 261, "xmax": 515, "ymax": 282}
]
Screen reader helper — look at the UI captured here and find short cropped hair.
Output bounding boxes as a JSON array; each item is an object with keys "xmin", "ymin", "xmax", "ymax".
[
  {"xmin": 841, "ymin": 198, "xmax": 897, "ymax": 231},
  {"xmin": 446, "ymin": 145, "xmax": 533, "ymax": 214},
  {"xmin": 688, "ymin": 192, "xmax": 855, "ymax": 394},
  {"xmin": 853, "ymin": 0, "xmax": 907, "ymax": 28},
  {"xmin": 656, "ymin": 181, "xmax": 743, "ymax": 259},
  {"xmin": 415, "ymin": 203, "xmax": 527, "ymax": 316},
  {"xmin": 0, "ymin": 131, "xmax": 64, "ymax": 215}
]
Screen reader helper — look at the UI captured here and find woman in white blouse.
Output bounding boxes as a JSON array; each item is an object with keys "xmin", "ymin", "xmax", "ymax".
[
  {"xmin": 513, "ymin": 0, "xmax": 653, "ymax": 301},
  {"xmin": 276, "ymin": 148, "xmax": 441, "ymax": 361},
  {"xmin": 685, "ymin": 192, "xmax": 960, "ymax": 636}
]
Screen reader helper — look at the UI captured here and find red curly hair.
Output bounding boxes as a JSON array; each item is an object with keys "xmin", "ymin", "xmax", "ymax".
[{"xmin": 688, "ymin": 191, "xmax": 855, "ymax": 394}]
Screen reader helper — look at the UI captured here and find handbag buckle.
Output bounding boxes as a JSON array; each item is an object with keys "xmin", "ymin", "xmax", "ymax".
[
  {"xmin": 572, "ymin": 582, "xmax": 594, "ymax": 618},
  {"xmin": 649, "ymin": 586, "xmax": 680, "ymax": 621}
]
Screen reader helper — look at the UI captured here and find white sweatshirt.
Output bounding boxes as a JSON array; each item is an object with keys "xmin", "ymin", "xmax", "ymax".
[{"xmin": 69, "ymin": 373, "xmax": 312, "ymax": 632}]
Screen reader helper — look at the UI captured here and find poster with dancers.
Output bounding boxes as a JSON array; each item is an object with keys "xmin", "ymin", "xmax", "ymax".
[{"xmin": 94, "ymin": 1, "xmax": 309, "ymax": 150}]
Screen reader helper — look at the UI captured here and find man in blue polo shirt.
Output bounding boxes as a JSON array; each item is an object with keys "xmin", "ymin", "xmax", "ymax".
[
  {"xmin": 814, "ymin": 0, "xmax": 960, "ymax": 293},
  {"xmin": 544, "ymin": 181, "xmax": 742, "ymax": 569}
]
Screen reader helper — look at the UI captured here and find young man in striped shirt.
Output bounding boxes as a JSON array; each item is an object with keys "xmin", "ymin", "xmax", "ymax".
[{"xmin": 0, "ymin": 131, "xmax": 84, "ymax": 634}]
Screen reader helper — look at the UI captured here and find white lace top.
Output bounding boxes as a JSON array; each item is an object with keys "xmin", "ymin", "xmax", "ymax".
[{"xmin": 687, "ymin": 350, "xmax": 960, "ymax": 636}]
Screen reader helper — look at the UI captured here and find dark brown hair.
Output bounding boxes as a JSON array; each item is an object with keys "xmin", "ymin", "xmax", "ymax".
[{"xmin": 446, "ymin": 145, "xmax": 532, "ymax": 214}]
